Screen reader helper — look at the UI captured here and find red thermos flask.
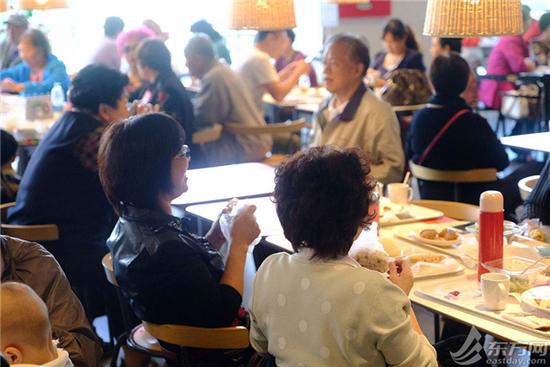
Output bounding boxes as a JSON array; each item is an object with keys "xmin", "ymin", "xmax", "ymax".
[{"xmin": 478, "ymin": 191, "xmax": 504, "ymax": 280}]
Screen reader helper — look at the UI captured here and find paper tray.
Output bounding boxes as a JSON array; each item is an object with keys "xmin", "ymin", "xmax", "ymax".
[{"xmin": 415, "ymin": 278, "xmax": 550, "ymax": 338}]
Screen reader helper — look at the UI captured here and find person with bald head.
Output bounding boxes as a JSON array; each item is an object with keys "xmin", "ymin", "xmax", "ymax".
[
  {"xmin": 1, "ymin": 282, "xmax": 73, "ymax": 366},
  {"xmin": 185, "ymin": 34, "xmax": 272, "ymax": 165}
]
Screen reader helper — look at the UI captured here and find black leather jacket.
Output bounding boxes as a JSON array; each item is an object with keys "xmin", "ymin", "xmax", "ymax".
[{"xmin": 107, "ymin": 206, "xmax": 242, "ymax": 327}]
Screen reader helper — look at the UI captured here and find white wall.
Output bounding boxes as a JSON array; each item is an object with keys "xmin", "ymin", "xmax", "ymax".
[{"xmin": 323, "ymin": 0, "xmax": 432, "ymax": 67}]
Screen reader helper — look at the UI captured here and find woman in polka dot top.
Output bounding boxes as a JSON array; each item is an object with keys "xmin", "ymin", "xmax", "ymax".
[{"xmin": 248, "ymin": 146, "xmax": 437, "ymax": 366}]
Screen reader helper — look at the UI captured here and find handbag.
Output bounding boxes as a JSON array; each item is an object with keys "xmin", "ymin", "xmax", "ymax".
[
  {"xmin": 380, "ymin": 69, "xmax": 432, "ymax": 106},
  {"xmin": 500, "ymin": 85, "xmax": 539, "ymax": 120}
]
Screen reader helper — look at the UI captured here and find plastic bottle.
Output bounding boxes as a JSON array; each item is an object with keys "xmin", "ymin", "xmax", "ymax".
[
  {"xmin": 50, "ymin": 82, "xmax": 65, "ymax": 115},
  {"xmin": 478, "ymin": 191, "xmax": 504, "ymax": 280}
]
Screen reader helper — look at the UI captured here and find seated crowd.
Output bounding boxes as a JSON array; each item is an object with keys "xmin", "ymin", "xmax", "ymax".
[{"xmin": 1, "ymin": 9, "xmax": 549, "ymax": 367}]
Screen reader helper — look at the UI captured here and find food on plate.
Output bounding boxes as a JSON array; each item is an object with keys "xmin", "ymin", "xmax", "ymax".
[
  {"xmin": 420, "ymin": 229, "xmax": 438, "ymax": 240},
  {"xmin": 510, "ymin": 277, "xmax": 531, "ymax": 293},
  {"xmin": 419, "ymin": 228, "xmax": 459, "ymax": 242},
  {"xmin": 407, "ymin": 253, "xmax": 446, "ymax": 264},
  {"xmin": 534, "ymin": 298, "xmax": 550, "ymax": 309},
  {"xmin": 353, "ymin": 249, "xmax": 390, "ymax": 273},
  {"xmin": 529, "ymin": 229, "xmax": 545, "ymax": 242},
  {"xmin": 438, "ymin": 229, "xmax": 459, "ymax": 241},
  {"xmin": 382, "ymin": 206, "xmax": 392, "ymax": 212}
]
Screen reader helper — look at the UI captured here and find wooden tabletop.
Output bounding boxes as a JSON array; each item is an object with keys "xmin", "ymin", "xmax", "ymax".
[
  {"xmin": 500, "ymin": 132, "xmax": 550, "ymax": 153},
  {"xmin": 171, "ymin": 163, "xmax": 275, "ymax": 207}
]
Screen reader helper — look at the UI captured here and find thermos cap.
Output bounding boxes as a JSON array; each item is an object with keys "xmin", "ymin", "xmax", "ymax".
[{"xmin": 479, "ymin": 190, "xmax": 503, "ymax": 212}]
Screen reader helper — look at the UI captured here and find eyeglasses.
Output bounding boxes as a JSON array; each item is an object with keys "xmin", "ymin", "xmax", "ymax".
[{"xmin": 175, "ymin": 144, "xmax": 191, "ymax": 160}]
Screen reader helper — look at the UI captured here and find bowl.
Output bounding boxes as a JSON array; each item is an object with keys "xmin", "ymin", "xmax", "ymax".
[
  {"xmin": 518, "ymin": 175, "xmax": 539, "ymax": 201},
  {"xmin": 481, "ymin": 256, "xmax": 547, "ymax": 293},
  {"xmin": 465, "ymin": 221, "xmax": 522, "ymax": 242}
]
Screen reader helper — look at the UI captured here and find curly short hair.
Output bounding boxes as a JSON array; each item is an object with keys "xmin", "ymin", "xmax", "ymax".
[{"xmin": 274, "ymin": 146, "xmax": 375, "ymax": 260}]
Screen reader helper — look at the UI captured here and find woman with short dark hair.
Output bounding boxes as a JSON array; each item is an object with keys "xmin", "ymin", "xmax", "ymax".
[
  {"xmin": 248, "ymin": 146, "xmax": 437, "ymax": 366},
  {"xmin": 406, "ymin": 53, "xmax": 539, "ymax": 215},
  {"xmin": 99, "ymin": 112, "xmax": 260, "ymax": 365},
  {"xmin": 8, "ymin": 64, "xmax": 130, "ymax": 328},
  {"xmin": 135, "ymin": 38, "xmax": 201, "ymax": 166},
  {"xmin": 0, "ymin": 28, "xmax": 69, "ymax": 95}
]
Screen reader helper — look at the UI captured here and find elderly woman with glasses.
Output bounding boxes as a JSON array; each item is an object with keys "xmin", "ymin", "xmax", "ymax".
[{"xmin": 99, "ymin": 112, "xmax": 260, "ymax": 365}]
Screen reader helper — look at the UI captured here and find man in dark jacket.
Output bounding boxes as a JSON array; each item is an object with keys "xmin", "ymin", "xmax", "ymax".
[{"xmin": 0, "ymin": 235, "xmax": 102, "ymax": 367}]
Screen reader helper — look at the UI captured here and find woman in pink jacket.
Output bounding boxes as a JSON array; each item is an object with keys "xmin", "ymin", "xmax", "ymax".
[{"xmin": 479, "ymin": 6, "xmax": 535, "ymax": 109}]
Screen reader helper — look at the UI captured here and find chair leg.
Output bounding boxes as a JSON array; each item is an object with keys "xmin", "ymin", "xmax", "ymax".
[{"xmin": 434, "ymin": 313, "xmax": 441, "ymax": 343}]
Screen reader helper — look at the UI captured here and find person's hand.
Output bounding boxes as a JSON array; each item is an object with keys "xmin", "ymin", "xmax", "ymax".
[
  {"xmin": 230, "ymin": 204, "xmax": 260, "ymax": 251},
  {"xmin": 0, "ymin": 78, "xmax": 24, "ymax": 93},
  {"xmin": 128, "ymin": 100, "xmax": 160, "ymax": 116},
  {"xmin": 388, "ymin": 259, "xmax": 414, "ymax": 295},
  {"xmin": 204, "ymin": 209, "xmax": 229, "ymax": 250},
  {"xmin": 294, "ymin": 59, "xmax": 310, "ymax": 75}
]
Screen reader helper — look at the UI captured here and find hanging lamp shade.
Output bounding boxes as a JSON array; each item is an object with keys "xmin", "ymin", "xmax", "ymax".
[
  {"xmin": 0, "ymin": 0, "xmax": 8, "ymax": 12},
  {"xmin": 230, "ymin": 0, "xmax": 296, "ymax": 30},
  {"xmin": 19, "ymin": 0, "xmax": 67, "ymax": 10},
  {"xmin": 423, "ymin": 0, "xmax": 523, "ymax": 38}
]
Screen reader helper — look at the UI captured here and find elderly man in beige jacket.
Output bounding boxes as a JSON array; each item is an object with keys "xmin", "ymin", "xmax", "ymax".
[{"xmin": 311, "ymin": 33, "xmax": 404, "ymax": 184}]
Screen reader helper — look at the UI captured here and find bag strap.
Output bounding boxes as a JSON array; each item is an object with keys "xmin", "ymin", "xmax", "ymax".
[{"xmin": 417, "ymin": 108, "xmax": 469, "ymax": 166}]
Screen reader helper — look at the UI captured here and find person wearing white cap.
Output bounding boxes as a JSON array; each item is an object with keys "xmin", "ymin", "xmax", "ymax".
[{"xmin": 0, "ymin": 14, "xmax": 29, "ymax": 70}]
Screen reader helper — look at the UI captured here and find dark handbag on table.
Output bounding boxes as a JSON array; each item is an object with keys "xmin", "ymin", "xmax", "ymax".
[{"xmin": 380, "ymin": 69, "xmax": 432, "ymax": 106}]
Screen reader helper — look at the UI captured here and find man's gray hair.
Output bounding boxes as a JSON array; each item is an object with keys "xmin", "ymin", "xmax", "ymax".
[
  {"xmin": 324, "ymin": 33, "xmax": 370, "ymax": 76},
  {"xmin": 185, "ymin": 33, "xmax": 215, "ymax": 60}
]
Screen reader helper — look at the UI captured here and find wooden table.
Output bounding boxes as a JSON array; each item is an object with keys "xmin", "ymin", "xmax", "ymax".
[
  {"xmin": 381, "ymin": 221, "xmax": 550, "ymax": 345},
  {"xmin": 171, "ymin": 163, "xmax": 276, "ymax": 207},
  {"xmin": 500, "ymin": 132, "xmax": 550, "ymax": 153}
]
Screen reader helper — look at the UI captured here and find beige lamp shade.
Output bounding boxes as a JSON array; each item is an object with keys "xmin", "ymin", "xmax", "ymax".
[
  {"xmin": 0, "ymin": 0, "xmax": 7, "ymax": 12},
  {"xmin": 423, "ymin": 0, "xmax": 523, "ymax": 38},
  {"xmin": 230, "ymin": 0, "xmax": 296, "ymax": 30},
  {"xmin": 19, "ymin": 0, "xmax": 67, "ymax": 10}
]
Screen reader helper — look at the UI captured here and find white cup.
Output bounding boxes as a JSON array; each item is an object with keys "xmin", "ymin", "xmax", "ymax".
[
  {"xmin": 387, "ymin": 183, "xmax": 413, "ymax": 205},
  {"xmin": 481, "ymin": 273, "xmax": 510, "ymax": 311}
]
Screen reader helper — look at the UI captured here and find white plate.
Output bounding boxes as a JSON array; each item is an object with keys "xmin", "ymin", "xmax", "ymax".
[
  {"xmin": 521, "ymin": 286, "xmax": 550, "ymax": 319},
  {"xmin": 405, "ymin": 254, "xmax": 464, "ymax": 279},
  {"xmin": 413, "ymin": 229, "xmax": 463, "ymax": 247}
]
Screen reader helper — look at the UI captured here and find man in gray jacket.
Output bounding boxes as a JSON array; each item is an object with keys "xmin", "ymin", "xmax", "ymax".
[
  {"xmin": 185, "ymin": 34, "xmax": 272, "ymax": 166},
  {"xmin": 311, "ymin": 33, "xmax": 404, "ymax": 184},
  {"xmin": 0, "ymin": 235, "xmax": 102, "ymax": 367}
]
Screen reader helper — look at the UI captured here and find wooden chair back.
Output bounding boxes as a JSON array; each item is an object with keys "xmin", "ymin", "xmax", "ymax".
[
  {"xmin": 409, "ymin": 161, "xmax": 497, "ymax": 202},
  {"xmin": 142, "ymin": 321, "xmax": 249, "ymax": 350},
  {"xmin": 192, "ymin": 124, "xmax": 223, "ymax": 144},
  {"xmin": 409, "ymin": 161, "xmax": 497, "ymax": 183},
  {"xmin": 0, "ymin": 202, "xmax": 59, "ymax": 242},
  {"xmin": 101, "ymin": 253, "xmax": 119, "ymax": 287},
  {"xmin": 411, "ymin": 199, "xmax": 480, "ymax": 222},
  {"xmin": 224, "ymin": 118, "xmax": 309, "ymax": 135},
  {"xmin": 1, "ymin": 224, "xmax": 59, "ymax": 242}
]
